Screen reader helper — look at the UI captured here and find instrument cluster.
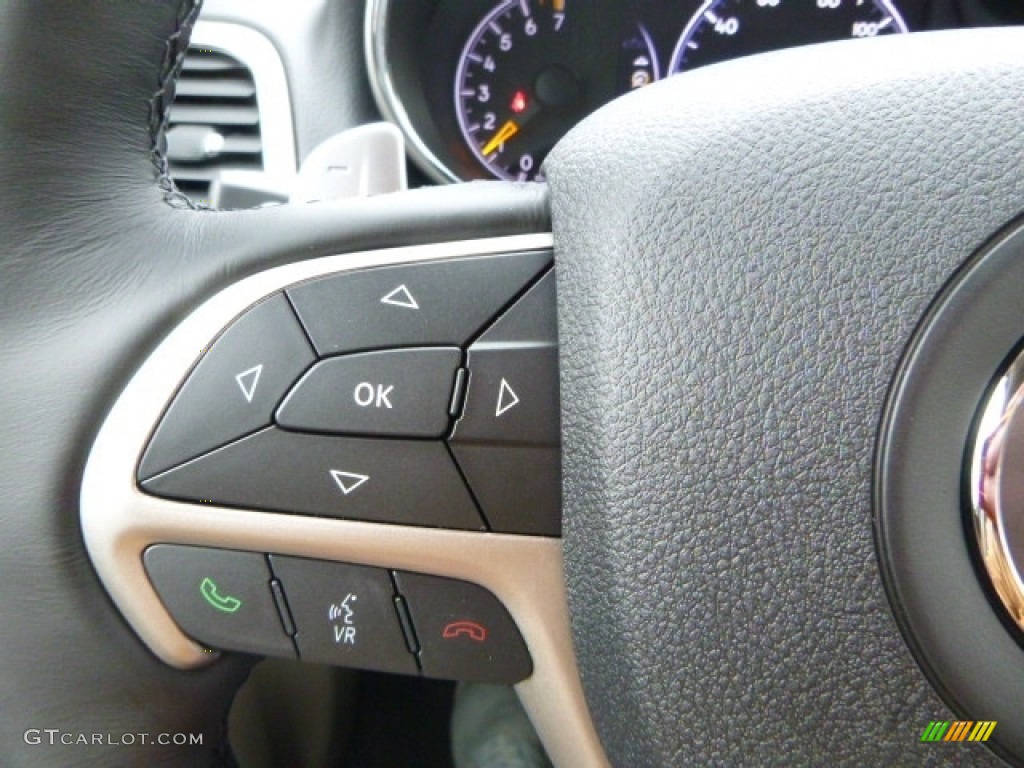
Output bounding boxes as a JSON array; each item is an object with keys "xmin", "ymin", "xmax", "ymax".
[{"xmin": 366, "ymin": 0, "xmax": 1017, "ymax": 182}]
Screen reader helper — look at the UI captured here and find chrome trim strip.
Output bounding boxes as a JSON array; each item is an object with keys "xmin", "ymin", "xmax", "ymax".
[
  {"xmin": 80, "ymin": 233, "xmax": 608, "ymax": 768},
  {"xmin": 364, "ymin": 0, "xmax": 461, "ymax": 184},
  {"xmin": 971, "ymin": 350, "xmax": 1024, "ymax": 630},
  {"xmin": 189, "ymin": 20, "xmax": 297, "ymax": 178}
]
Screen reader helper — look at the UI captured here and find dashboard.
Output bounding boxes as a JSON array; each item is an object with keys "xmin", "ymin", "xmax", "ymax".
[{"xmin": 366, "ymin": 0, "xmax": 1022, "ymax": 183}]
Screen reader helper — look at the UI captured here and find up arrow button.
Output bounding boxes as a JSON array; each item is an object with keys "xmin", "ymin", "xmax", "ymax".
[
  {"xmin": 286, "ymin": 250, "xmax": 552, "ymax": 356},
  {"xmin": 380, "ymin": 284, "xmax": 419, "ymax": 310}
]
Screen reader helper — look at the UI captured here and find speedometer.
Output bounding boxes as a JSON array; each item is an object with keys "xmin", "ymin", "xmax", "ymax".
[
  {"xmin": 670, "ymin": 0, "xmax": 908, "ymax": 73},
  {"xmin": 454, "ymin": 1, "xmax": 658, "ymax": 181}
]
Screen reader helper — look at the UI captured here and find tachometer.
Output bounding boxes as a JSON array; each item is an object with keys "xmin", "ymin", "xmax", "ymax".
[
  {"xmin": 670, "ymin": 0, "xmax": 908, "ymax": 74},
  {"xmin": 454, "ymin": 1, "xmax": 658, "ymax": 181}
]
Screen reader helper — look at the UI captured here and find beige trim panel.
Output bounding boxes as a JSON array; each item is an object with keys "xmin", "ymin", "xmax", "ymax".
[{"xmin": 80, "ymin": 234, "xmax": 608, "ymax": 768}]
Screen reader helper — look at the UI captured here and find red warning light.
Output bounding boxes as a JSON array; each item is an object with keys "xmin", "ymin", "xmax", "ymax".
[{"xmin": 510, "ymin": 90, "xmax": 528, "ymax": 114}]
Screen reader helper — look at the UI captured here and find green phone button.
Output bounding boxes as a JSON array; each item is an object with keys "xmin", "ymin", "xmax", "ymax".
[
  {"xmin": 144, "ymin": 545, "xmax": 295, "ymax": 658},
  {"xmin": 199, "ymin": 576, "xmax": 243, "ymax": 613}
]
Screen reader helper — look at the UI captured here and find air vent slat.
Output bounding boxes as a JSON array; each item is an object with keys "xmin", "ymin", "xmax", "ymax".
[
  {"xmin": 169, "ymin": 103, "xmax": 259, "ymax": 126},
  {"xmin": 180, "ymin": 52, "xmax": 240, "ymax": 72},
  {"xmin": 169, "ymin": 163, "xmax": 263, "ymax": 183},
  {"xmin": 174, "ymin": 78, "xmax": 257, "ymax": 99},
  {"xmin": 219, "ymin": 135, "xmax": 263, "ymax": 154}
]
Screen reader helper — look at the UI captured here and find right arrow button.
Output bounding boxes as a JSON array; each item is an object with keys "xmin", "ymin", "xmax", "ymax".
[
  {"xmin": 449, "ymin": 270, "xmax": 561, "ymax": 536},
  {"xmin": 495, "ymin": 378, "xmax": 520, "ymax": 417}
]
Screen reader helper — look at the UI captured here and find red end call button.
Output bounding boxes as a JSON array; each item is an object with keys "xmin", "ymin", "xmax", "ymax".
[
  {"xmin": 442, "ymin": 620, "xmax": 487, "ymax": 642},
  {"xmin": 393, "ymin": 571, "xmax": 532, "ymax": 684}
]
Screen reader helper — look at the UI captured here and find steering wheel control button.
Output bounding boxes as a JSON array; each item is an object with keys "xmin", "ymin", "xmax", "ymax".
[
  {"xmin": 452, "ymin": 445, "xmax": 560, "ymax": 536},
  {"xmin": 393, "ymin": 571, "xmax": 532, "ymax": 684},
  {"xmin": 269, "ymin": 556, "xmax": 417, "ymax": 675},
  {"xmin": 276, "ymin": 347, "xmax": 462, "ymax": 437},
  {"xmin": 143, "ymin": 545, "xmax": 295, "ymax": 657},
  {"xmin": 138, "ymin": 294, "xmax": 316, "ymax": 480},
  {"xmin": 141, "ymin": 427, "xmax": 485, "ymax": 529},
  {"xmin": 450, "ymin": 270, "xmax": 561, "ymax": 535},
  {"xmin": 451, "ymin": 271, "xmax": 559, "ymax": 445},
  {"xmin": 286, "ymin": 250, "xmax": 552, "ymax": 356}
]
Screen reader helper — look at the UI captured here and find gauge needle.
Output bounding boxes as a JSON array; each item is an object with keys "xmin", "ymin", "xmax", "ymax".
[{"xmin": 481, "ymin": 120, "xmax": 519, "ymax": 156}]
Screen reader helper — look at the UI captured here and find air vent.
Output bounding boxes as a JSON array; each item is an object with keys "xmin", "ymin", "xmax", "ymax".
[{"xmin": 167, "ymin": 46, "xmax": 263, "ymax": 204}]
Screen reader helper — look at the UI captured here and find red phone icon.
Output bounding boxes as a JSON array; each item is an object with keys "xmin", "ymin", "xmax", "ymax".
[{"xmin": 441, "ymin": 620, "xmax": 487, "ymax": 642}]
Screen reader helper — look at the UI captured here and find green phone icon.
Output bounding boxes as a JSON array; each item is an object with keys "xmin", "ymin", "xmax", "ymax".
[{"xmin": 199, "ymin": 577, "xmax": 242, "ymax": 613}]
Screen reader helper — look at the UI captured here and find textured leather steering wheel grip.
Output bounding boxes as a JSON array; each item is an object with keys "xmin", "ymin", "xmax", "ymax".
[
  {"xmin": 547, "ymin": 28, "xmax": 1024, "ymax": 767},
  {"xmin": 0, "ymin": 2, "xmax": 547, "ymax": 766}
]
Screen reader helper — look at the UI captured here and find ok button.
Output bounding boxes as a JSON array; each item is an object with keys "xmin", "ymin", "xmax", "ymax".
[
  {"xmin": 354, "ymin": 382, "xmax": 394, "ymax": 409},
  {"xmin": 276, "ymin": 348, "xmax": 461, "ymax": 438}
]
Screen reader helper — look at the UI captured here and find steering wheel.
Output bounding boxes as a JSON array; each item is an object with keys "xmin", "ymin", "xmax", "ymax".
[{"xmin": 4, "ymin": 1, "xmax": 1024, "ymax": 766}]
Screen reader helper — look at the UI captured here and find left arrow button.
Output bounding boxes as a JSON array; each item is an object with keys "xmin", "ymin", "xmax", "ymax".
[
  {"xmin": 235, "ymin": 364, "xmax": 264, "ymax": 404},
  {"xmin": 138, "ymin": 294, "xmax": 316, "ymax": 480}
]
